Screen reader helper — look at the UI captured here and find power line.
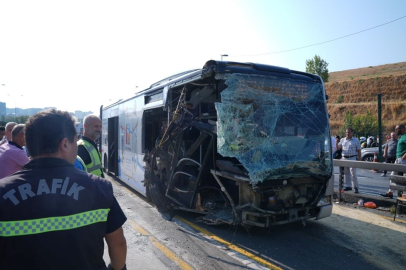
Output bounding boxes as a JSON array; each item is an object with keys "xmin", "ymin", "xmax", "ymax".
[{"xmin": 232, "ymin": 15, "xmax": 406, "ymax": 57}]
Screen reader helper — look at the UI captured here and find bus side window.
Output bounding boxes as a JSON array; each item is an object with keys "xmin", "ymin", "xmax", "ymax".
[{"xmin": 143, "ymin": 108, "xmax": 166, "ymax": 153}]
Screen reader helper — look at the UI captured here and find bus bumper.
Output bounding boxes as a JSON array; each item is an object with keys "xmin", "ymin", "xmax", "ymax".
[{"xmin": 316, "ymin": 204, "xmax": 333, "ymax": 220}]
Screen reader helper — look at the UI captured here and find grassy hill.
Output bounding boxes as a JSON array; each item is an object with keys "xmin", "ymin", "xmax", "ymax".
[{"xmin": 325, "ymin": 62, "xmax": 406, "ymax": 136}]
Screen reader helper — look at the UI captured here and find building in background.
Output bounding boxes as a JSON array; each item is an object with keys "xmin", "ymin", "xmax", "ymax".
[
  {"xmin": 24, "ymin": 108, "xmax": 43, "ymax": 116},
  {"xmin": 0, "ymin": 105, "xmax": 92, "ymax": 120},
  {"xmin": 74, "ymin": 110, "xmax": 93, "ymax": 120},
  {"xmin": 75, "ymin": 122, "xmax": 84, "ymax": 138}
]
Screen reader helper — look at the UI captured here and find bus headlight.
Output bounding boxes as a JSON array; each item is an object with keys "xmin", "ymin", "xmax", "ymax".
[{"xmin": 317, "ymin": 196, "xmax": 332, "ymax": 207}]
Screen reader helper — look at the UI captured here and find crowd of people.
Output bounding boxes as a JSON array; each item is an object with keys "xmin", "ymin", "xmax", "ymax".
[
  {"xmin": 331, "ymin": 124, "xmax": 406, "ymax": 198},
  {"xmin": 380, "ymin": 124, "xmax": 406, "ymax": 198},
  {"xmin": 0, "ymin": 110, "xmax": 127, "ymax": 270}
]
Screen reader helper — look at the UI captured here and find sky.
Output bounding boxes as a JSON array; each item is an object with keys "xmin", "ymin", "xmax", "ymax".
[{"xmin": 0, "ymin": 0, "xmax": 405, "ymax": 115}]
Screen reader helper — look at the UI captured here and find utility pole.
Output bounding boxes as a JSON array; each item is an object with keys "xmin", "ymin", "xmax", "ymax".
[{"xmin": 378, "ymin": 93, "xmax": 382, "ymax": 162}]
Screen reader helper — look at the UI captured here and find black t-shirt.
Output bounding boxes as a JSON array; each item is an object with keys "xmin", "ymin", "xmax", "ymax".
[
  {"xmin": 78, "ymin": 136, "xmax": 104, "ymax": 177},
  {"xmin": 0, "ymin": 158, "xmax": 126, "ymax": 270}
]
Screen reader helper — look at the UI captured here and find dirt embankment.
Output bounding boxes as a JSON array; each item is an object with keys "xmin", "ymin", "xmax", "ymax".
[{"xmin": 325, "ymin": 62, "xmax": 406, "ymax": 136}]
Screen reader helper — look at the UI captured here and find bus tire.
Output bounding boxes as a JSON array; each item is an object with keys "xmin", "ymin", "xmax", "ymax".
[
  {"xmin": 145, "ymin": 183, "xmax": 152, "ymax": 202},
  {"xmin": 149, "ymin": 183, "xmax": 168, "ymax": 212},
  {"xmin": 103, "ymin": 155, "xmax": 109, "ymax": 175}
]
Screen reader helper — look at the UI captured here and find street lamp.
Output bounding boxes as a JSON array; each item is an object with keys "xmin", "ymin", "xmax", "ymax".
[
  {"xmin": 6, "ymin": 93, "xmax": 23, "ymax": 121},
  {"xmin": 6, "ymin": 93, "xmax": 16, "ymax": 120},
  {"xmin": 221, "ymin": 54, "xmax": 228, "ymax": 61},
  {"xmin": 0, "ymin": 84, "xmax": 5, "ymax": 121}
]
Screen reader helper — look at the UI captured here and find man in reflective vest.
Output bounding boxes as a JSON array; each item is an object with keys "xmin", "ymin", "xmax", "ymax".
[
  {"xmin": 0, "ymin": 109, "xmax": 127, "ymax": 270},
  {"xmin": 78, "ymin": 114, "xmax": 104, "ymax": 177}
]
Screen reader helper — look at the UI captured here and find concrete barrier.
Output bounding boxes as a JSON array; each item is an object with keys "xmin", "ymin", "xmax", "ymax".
[{"xmin": 389, "ymin": 175, "xmax": 406, "ymax": 193}]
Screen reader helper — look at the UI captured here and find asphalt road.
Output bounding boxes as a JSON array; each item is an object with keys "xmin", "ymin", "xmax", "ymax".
[
  {"xmin": 103, "ymin": 173, "xmax": 406, "ymax": 270},
  {"xmin": 103, "ymin": 175, "xmax": 254, "ymax": 270},
  {"xmin": 176, "ymin": 213, "xmax": 382, "ymax": 270}
]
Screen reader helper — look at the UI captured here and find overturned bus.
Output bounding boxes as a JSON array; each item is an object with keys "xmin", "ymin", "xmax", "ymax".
[{"xmin": 101, "ymin": 60, "xmax": 334, "ymax": 228}]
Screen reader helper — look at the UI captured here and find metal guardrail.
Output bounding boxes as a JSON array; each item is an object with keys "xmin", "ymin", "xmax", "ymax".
[
  {"xmin": 333, "ymin": 160, "xmax": 406, "ymax": 201},
  {"xmin": 333, "ymin": 160, "xmax": 406, "ymax": 172}
]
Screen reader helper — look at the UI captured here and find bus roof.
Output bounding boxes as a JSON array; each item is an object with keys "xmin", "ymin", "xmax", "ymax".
[{"xmin": 102, "ymin": 60, "xmax": 321, "ymax": 110}]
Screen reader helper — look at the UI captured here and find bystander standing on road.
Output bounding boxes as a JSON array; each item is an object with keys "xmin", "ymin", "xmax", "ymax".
[
  {"xmin": 381, "ymin": 124, "xmax": 406, "ymax": 198},
  {"xmin": 395, "ymin": 124, "xmax": 406, "ymax": 168},
  {"xmin": 77, "ymin": 114, "xmax": 104, "ymax": 177},
  {"xmin": 331, "ymin": 135, "xmax": 336, "ymax": 159},
  {"xmin": 381, "ymin": 132, "xmax": 398, "ymax": 177},
  {"xmin": 333, "ymin": 135, "xmax": 342, "ymax": 159},
  {"xmin": 0, "ymin": 109, "xmax": 127, "ymax": 270},
  {"xmin": 0, "ymin": 124, "xmax": 29, "ymax": 179},
  {"xmin": 336, "ymin": 127, "xmax": 362, "ymax": 193},
  {"xmin": 0, "ymin": 122, "xmax": 17, "ymax": 146},
  {"xmin": 367, "ymin": 136, "xmax": 378, "ymax": 147},
  {"xmin": 0, "ymin": 126, "xmax": 5, "ymax": 142}
]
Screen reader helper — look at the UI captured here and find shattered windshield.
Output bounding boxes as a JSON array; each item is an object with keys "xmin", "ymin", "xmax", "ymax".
[{"xmin": 215, "ymin": 73, "xmax": 332, "ymax": 184}]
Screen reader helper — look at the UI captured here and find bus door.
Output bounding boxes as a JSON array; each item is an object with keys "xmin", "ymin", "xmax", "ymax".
[{"xmin": 108, "ymin": 117, "xmax": 119, "ymax": 175}]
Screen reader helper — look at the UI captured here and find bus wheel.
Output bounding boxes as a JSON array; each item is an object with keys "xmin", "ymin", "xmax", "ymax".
[
  {"xmin": 149, "ymin": 183, "xmax": 168, "ymax": 213},
  {"xmin": 145, "ymin": 182, "xmax": 152, "ymax": 202},
  {"xmin": 104, "ymin": 155, "xmax": 109, "ymax": 175}
]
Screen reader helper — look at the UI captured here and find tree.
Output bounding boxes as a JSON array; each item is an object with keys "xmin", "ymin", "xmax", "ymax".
[
  {"xmin": 343, "ymin": 110, "xmax": 379, "ymax": 137},
  {"xmin": 305, "ymin": 55, "xmax": 330, "ymax": 82},
  {"xmin": 3, "ymin": 115, "xmax": 29, "ymax": 124}
]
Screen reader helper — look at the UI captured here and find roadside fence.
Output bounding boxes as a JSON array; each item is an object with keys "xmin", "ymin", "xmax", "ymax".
[{"xmin": 333, "ymin": 160, "xmax": 406, "ymax": 201}]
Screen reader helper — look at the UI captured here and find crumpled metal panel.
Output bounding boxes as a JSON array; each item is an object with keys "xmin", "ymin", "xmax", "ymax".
[{"xmin": 215, "ymin": 74, "xmax": 332, "ymax": 184}]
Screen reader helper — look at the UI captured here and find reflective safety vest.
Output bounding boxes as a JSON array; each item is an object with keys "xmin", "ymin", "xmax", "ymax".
[
  {"xmin": 77, "ymin": 139, "xmax": 103, "ymax": 177},
  {"xmin": 74, "ymin": 155, "xmax": 87, "ymax": 172},
  {"xmin": 1, "ymin": 208, "xmax": 110, "ymax": 237}
]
